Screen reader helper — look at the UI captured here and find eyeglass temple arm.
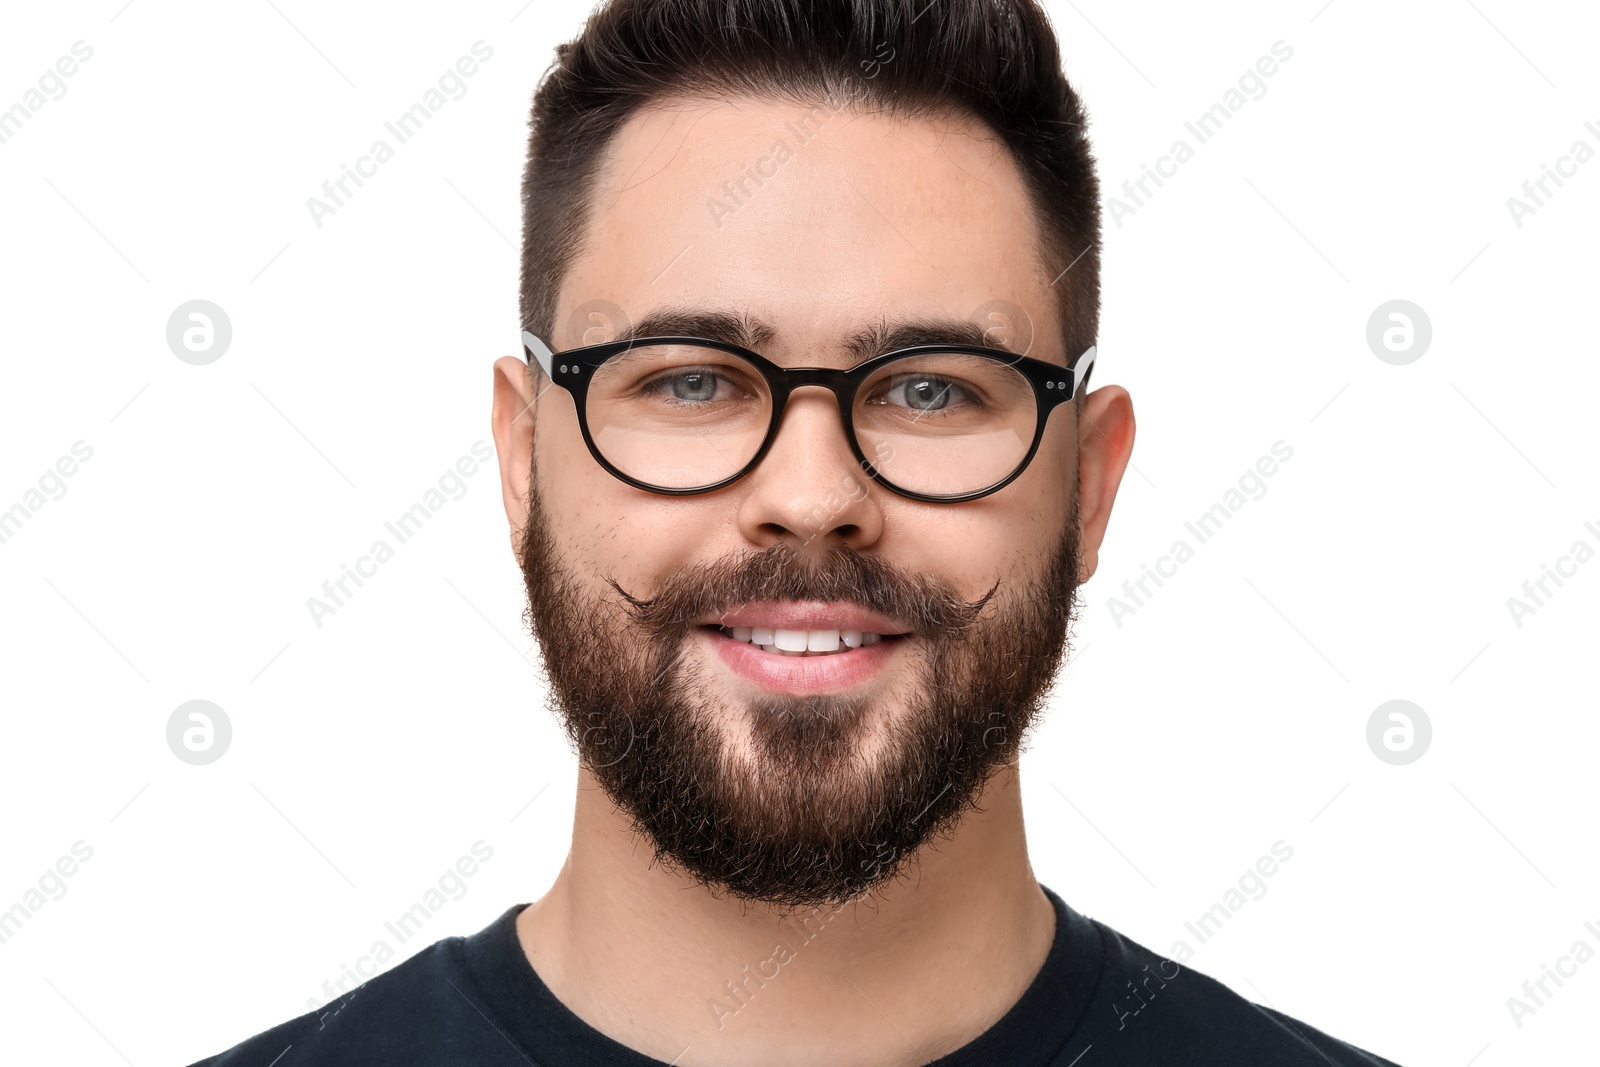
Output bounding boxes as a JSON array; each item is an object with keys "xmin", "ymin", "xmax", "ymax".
[
  {"xmin": 1073, "ymin": 346, "xmax": 1097, "ymax": 396},
  {"xmin": 522, "ymin": 331, "xmax": 555, "ymax": 380}
]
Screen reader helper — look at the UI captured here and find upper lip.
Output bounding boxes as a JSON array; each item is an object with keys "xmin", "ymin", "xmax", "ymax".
[{"xmin": 698, "ymin": 601, "xmax": 911, "ymax": 635}]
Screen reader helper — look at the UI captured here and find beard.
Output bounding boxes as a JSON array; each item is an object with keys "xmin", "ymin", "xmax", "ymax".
[{"xmin": 517, "ymin": 468, "xmax": 1083, "ymax": 911}]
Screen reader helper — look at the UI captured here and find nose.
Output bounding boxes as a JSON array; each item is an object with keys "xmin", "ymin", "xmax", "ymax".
[{"xmin": 734, "ymin": 385, "xmax": 884, "ymax": 552}]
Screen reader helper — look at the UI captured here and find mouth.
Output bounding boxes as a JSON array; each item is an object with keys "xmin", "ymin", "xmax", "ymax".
[
  {"xmin": 695, "ymin": 603, "xmax": 912, "ymax": 692},
  {"xmin": 707, "ymin": 624, "xmax": 905, "ymax": 656}
]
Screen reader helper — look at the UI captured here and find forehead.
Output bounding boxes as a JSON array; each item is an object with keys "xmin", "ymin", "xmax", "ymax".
[{"xmin": 555, "ymin": 94, "xmax": 1064, "ymax": 362}]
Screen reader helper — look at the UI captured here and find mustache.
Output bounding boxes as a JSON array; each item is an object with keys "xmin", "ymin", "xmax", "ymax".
[{"xmin": 605, "ymin": 542, "xmax": 998, "ymax": 644}]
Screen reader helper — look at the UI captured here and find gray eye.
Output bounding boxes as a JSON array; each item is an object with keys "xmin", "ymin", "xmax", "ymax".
[
  {"xmin": 670, "ymin": 372, "xmax": 718, "ymax": 402},
  {"xmin": 897, "ymin": 377, "xmax": 954, "ymax": 411}
]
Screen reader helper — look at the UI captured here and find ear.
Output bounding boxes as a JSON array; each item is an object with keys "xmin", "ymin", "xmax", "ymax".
[
  {"xmin": 1074, "ymin": 384, "xmax": 1136, "ymax": 584},
  {"xmin": 491, "ymin": 356, "xmax": 540, "ymax": 557}
]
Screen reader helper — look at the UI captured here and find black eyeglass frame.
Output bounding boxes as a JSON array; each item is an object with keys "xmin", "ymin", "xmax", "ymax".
[{"xmin": 521, "ymin": 330, "xmax": 1097, "ymax": 504}]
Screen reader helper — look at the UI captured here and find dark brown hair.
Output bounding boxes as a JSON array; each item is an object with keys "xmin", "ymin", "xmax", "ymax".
[{"xmin": 519, "ymin": 0, "xmax": 1100, "ymax": 379}]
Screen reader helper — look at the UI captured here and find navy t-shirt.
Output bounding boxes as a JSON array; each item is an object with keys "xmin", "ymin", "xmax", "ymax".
[{"xmin": 188, "ymin": 884, "xmax": 1403, "ymax": 1065}]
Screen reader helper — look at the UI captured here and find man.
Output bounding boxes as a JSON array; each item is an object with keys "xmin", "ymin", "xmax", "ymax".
[{"xmin": 193, "ymin": 0, "xmax": 1403, "ymax": 1063}]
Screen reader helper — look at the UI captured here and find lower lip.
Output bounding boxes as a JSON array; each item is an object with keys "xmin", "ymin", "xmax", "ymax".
[{"xmin": 702, "ymin": 626, "xmax": 906, "ymax": 693}]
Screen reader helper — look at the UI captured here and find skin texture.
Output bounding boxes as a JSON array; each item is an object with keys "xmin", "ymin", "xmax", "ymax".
[{"xmin": 490, "ymin": 95, "xmax": 1135, "ymax": 1066}]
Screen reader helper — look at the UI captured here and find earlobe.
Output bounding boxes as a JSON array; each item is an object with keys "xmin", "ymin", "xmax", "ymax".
[{"xmin": 491, "ymin": 355, "xmax": 539, "ymax": 541}]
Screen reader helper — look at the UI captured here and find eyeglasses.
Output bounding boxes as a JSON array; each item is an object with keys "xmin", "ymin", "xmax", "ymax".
[{"xmin": 521, "ymin": 330, "xmax": 1096, "ymax": 504}]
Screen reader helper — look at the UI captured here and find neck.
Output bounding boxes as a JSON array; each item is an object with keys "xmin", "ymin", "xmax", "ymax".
[{"xmin": 516, "ymin": 761, "xmax": 1055, "ymax": 1067}]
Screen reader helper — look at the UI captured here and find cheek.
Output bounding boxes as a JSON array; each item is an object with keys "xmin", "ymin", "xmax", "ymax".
[
  {"xmin": 541, "ymin": 447, "xmax": 712, "ymax": 589},
  {"xmin": 879, "ymin": 459, "xmax": 1072, "ymax": 597},
  {"xmin": 535, "ymin": 412, "xmax": 626, "ymax": 574},
  {"xmin": 538, "ymin": 401, "xmax": 621, "ymax": 520},
  {"xmin": 1007, "ymin": 413, "xmax": 1078, "ymax": 529},
  {"xmin": 872, "ymin": 504, "xmax": 1010, "ymax": 603}
]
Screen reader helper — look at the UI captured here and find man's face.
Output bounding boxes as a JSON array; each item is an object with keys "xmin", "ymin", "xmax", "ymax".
[{"xmin": 497, "ymin": 95, "xmax": 1109, "ymax": 909}]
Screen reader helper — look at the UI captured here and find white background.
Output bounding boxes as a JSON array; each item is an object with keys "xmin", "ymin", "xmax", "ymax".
[{"xmin": 1, "ymin": 2, "xmax": 1596, "ymax": 1065}]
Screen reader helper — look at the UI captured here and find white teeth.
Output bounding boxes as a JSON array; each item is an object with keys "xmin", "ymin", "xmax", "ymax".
[
  {"xmin": 807, "ymin": 629, "xmax": 841, "ymax": 652},
  {"xmin": 773, "ymin": 629, "xmax": 809, "ymax": 652},
  {"xmin": 719, "ymin": 625, "xmax": 892, "ymax": 655}
]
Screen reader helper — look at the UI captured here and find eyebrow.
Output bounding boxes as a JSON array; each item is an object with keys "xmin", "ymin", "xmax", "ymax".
[{"xmin": 611, "ymin": 306, "xmax": 1030, "ymax": 363}]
